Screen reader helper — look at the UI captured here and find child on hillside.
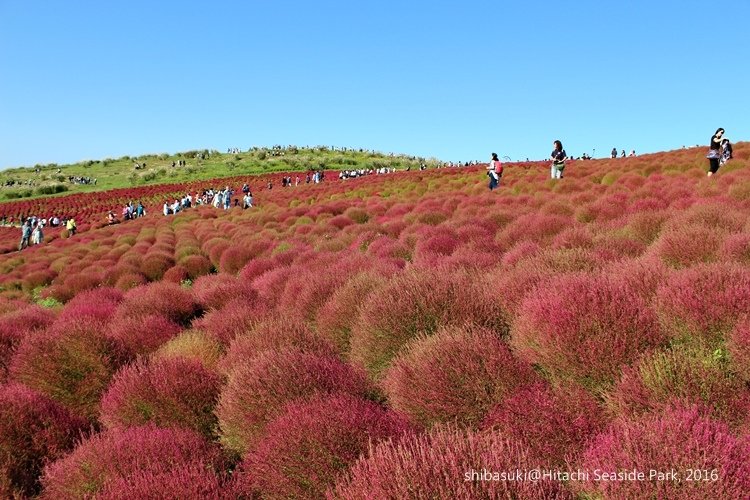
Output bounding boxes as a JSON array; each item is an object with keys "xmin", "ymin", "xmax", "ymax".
[{"xmin": 720, "ymin": 138, "xmax": 733, "ymax": 167}]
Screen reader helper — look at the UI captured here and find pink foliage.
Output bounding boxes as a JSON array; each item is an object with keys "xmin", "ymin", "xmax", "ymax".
[
  {"xmin": 235, "ymin": 394, "xmax": 412, "ymax": 499},
  {"xmin": 40, "ymin": 425, "xmax": 226, "ymax": 499},
  {"xmin": 728, "ymin": 318, "xmax": 750, "ymax": 382},
  {"xmin": 654, "ymin": 263, "xmax": 750, "ymax": 344},
  {"xmin": 511, "ymin": 272, "xmax": 665, "ymax": 392},
  {"xmin": 382, "ymin": 325, "xmax": 538, "ymax": 428},
  {"xmin": 192, "ymin": 273, "xmax": 258, "ymax": 311},
  {"xmin": 107, "ymin": 313, "xmax": 184, "ymax": 356},
  {"xmin": 216, "ymin": 347, "xmax": 375, "ymax": 456},
  {"xmin": 0, "ymin": 383, "xmax": 88, "ymax": 498},
  {"xmin": 482, "ymin": 382, "xmax": 606, "ymax": 467},
  {"xmin": 576, "ymin": 405, "xmax": 750, "ymax": 499},
  {"xmin": 0, "ymin": 305, "xmax": 56, "ymax": 382},
  {"xmin": 332, "ymin": 425, "xmax": 570, "ymax": 499},
  {"xmin": 115, "ymin": 281, "xmax": 200, "ymax": 325},
  {"xmin": 100, "ymin": 357, "xmax": 222, "ymax": 438},
  {"xmin": 9, "ymin": 317, "xmax": 130, "ymax": 421}
]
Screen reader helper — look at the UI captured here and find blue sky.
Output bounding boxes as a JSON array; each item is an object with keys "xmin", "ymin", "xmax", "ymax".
[{"xmin": 1, "ymin": 1, "xmax": 748, "ymax": 169}]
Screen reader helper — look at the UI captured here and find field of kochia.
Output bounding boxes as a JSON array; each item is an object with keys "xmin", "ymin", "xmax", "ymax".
[{"xmin": 1, "ymin": 143, "xmax": 749, "ymax": 499}]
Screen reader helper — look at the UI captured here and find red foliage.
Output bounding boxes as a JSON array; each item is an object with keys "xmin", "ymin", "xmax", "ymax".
[
  {"xmin": 192, "ymin": 297, "xmax": 269, "ymax": 347},
  {"xmin": 607, "ymin": 345, "xmax": 750, "ymax": 428},
  {"xmin": 218, "ymin": 316, "xmax": 334, "ymax": 375},
  {"xmin": 9, "ymin": 317, "xmax": 129, "ymax": 422},
  {"xmin": 40, "ymin": 425, "xmax": 226, "ymax": 499},
  {"xmin": 106, "ymin": 313, "xmax": 183, "ymax": 357},
  {"xmin": 382, "ymin": 325, "xmax": 538, "ymax": 428},
  {"xmin": 0, "ymin": 305, "xmax": 56, "ymax": 382},
  {"xmin": 728, "ymin": 317, "xmax": 750, "ymax": 382},
  {"xmin": 576, "ymin": 405, "xmax": 750, "ymax": 499},
  {"xmin": 482, "ymin": 382, "xmax": 606, "ymax": 467},
  {"xmin": 100, "ymin": 357, "xmax": 222, "ymax": 438},
  {"xmin": 55, "ymin": 286, "xmax": 123, "ymax": 325},
  {"xmin": 651, "ymin": 224, "xmax": 726, "ymax": 268},
  {"xmin": 316, "ymin": 271, "xmax": 390, "ymax": 354},
  {"xmin": 216, "ymin": 347, "xmax": 375, "ymax": 456},
  {"xmin": 96, "ymin": 464, "xmax": 225, "ymax": 500},
  {"xmin": 511, "ymin": 272, "xmax": 665, "ymax": 392},
  {"xmin": 350, "ymin": 267, "xmax": 502, "ymax": 379},
  {"xmin": 178, "ymin": 254, "xmax": 213, "ymax": 279},
  {"xmin": 192, "ymin": 273, "xmax": 257, "ymax": 311},
  {"xmin": 654, "ymin": 263, "xmax": 750, "ymax": 345},
  {"xmin": 0, "ymin": 383, "xmax": 88, "ymax": 498},
  {"xmin": 332, "ymin": 425, "xmax": 570, "ymax": 499},
  {"xmin": 115, "ymin": 281, "xmax": 200, "ymax": 325},
  {"xmin": 235, "ymin": 394, "xmax": 412, "ymax": 499}
]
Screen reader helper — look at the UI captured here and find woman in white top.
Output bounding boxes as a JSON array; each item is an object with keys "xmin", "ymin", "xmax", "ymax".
[{"xmin": 487, "ymin": 153, "xmax": 502, "ymax": 190}]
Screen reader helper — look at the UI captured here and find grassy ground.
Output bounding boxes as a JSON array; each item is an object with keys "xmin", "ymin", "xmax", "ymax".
[{"xmin": 0, "ymin": 146, "xmax": 439, "ymax": 203}]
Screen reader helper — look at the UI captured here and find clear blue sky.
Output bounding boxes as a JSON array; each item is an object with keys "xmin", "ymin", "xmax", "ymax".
[{"xmin": 1, "ymin": 0, "xmax": 748, "ymax": 169}]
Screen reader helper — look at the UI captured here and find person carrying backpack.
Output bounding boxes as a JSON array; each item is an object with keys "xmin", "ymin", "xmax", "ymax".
[{"xmin": 487, "ymin": 152, "xmax": 503, "ymax": 191}]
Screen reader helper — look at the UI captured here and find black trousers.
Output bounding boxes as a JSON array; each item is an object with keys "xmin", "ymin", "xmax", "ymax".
[{"xmin": 709, "ymin": 158, "xmax": 720, "ymax": 174}]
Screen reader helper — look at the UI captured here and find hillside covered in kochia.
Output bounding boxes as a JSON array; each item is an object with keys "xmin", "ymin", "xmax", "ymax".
[{"xmin": 0, "ymin": 141, "xmax": 749, "ymax": 498}]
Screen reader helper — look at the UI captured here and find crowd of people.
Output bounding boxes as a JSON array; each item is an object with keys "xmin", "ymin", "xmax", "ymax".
[
  {"xmin": 339, "ymin": 167, "xmax": 398, "ymax": 179},
  {"xmin": 69, "ymin": 176, "xmax": 96, "ymax": 185},
  {"xmin": 107, "ymin": 201, "xmax": 146, "ymax": 224},
  {"xmin": 16, "ymin": 216, "xmax": 77, "ymax": 251}
]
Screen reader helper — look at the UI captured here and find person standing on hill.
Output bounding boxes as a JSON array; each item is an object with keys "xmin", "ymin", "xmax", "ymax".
[
  {"xmin": 550, "ymin": 140, "xmax": 567, "ymax": 179},
  {"xmin": 66, "ymin": 218, "xmax": 77, "ymax": 236},
  {"xmin": 487, "ymin": 153, "xmax": 502, "ymax": 191},
  {"xmin": 18, "ymin": 220, "xmax": 31, "ymax": 251},
  {"xmin": 706, "ymin": 128, "xmax": 725, "ymax": 177},
  {"xmin": 611, "ymin": 148, "xmax": 617, "ymax": 159}
]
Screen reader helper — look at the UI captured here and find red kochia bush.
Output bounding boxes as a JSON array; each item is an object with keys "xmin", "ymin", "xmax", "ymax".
[
  {"xmin": 0, "ymin": 305, "xmax": 56, "ymax": 382},
  {"xmin": 0, "ymin": 383, "xmax": 88, "ymax": 498},
  {"xmin": 576, "ymin": 405, "xmax": 750, "ymax": 499},
  {"xmin": 178, "ymin": 254, "xmax": 213, "ymax": 279},
  {"xmin": 218, "ymin": 316, "xmax": 334, "ymax": 375},
  {"xmin": 191, "ymin": 273, "xmax": 257, "ymax": 311},
  {"xmin": 350, "ymin": 268, "xmax": 502, "ymax": 379},
  {"xmin": 95, "ymin": 464, "xmax": 224, "ymax": 500},
  {"xmin": 654, "ymin": 263, "xmax": 750, "ymax": 345},
  {"xmin": 607, "ymin": 345, "xmax": 749, "ymax": 427},
  {"xmin": 316, "ymin": 271, "xmax": 390, "ymax": 355},
  {"xmin": 193, "ymin": 297, "xmax": 269, "ymax": 347},
  {"xmin": 728, "ymin": 318, "xmax": 750, "ymax": 382},
  {"xmin": 332, "ymin": 425, "xmax": 569, "ymax": 500},
  {"xmin": 115, "ymin": 281, "xmax": 200, "ymax": 325},
  {"xmin": 482, "ymin": 382, "xmax": 606, "ymax": 467},
  {"xmin": 235, "ymin": 394, "xmax": 412, "ymax": 499},
  {"xmin": 40, "ymin": 425, "xmax": 226, "ymax": 499},
  {"xmin": 9, "ymin": 318, "xmax": 129, "ymax": 422},
  {"xmin": 511, "ymin": 272, "xmax": 665, "ymax": 392},
  {"xmin": 55, "ymin": 286, "xmax": 123, "ymax": 325},
  {"xmin": 100, "ymin": 357, "xmax": 223, "ymax": 438},
  {"xmin": 651, "ymin": 224, "xmax": 725, "ymax": 268},
  {"xmin": 216, "ymin": 347, "xmax": 375, "ymax": 456},
  {"xmin": 382, "ymin": 325, "xmax": 538, "ymax": 428},
  {"xmin": 106, "ymin": 313, "xmax": 183, "ymax": 356}
]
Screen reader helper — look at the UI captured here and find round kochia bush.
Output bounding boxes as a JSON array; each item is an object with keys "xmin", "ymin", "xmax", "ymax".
[
  {"xmin": 482, "ymin": 382, "xmax": 606, "ymax": 468},
  {"xmin": 95, "ymin": 464, "xmax": 224, "ymax": 500},
  {"xmin": 216, "ymin": 347, "xmax": 375, "ymax": 457},
  {"xmin": 511, "ymin": 272, "xmax": 665, "ymax": 392},
  {"xmin": 114, "ymin": 281, "xmax": 200, "ymax": 326},
  {"xmin": 654, "ymin": 263, "xmax": 750, "ymax": 345},
  {"xmin": 332, "ymin": 425, "xmax": 569, "ymax": 499},
  {"xmin": 576, "ymin": 405, "xmax": 750, "ymax": 499},
  {"xmin": 0, "ymin": 305, "xmax": 55, "ymax": 382},
  {"xmin": 40, "ymin": 425, "xmax": 226, "ymax": 499},
  {"xmin": 607, "ymin": 344, "xmax": 749, "ymax": 427},
  {"xmin": 349, "ymin": 267, "xmax": 501, "ymax": 379},
  {"xmin": 9, "ymin": 317, "xmax": 129, "ymax": 422},
  {"xmin": 728, "ymin": 317, "xmax": 750, "ymax": 382},
  {"xmin": 0, "ymin": 383, "xmax": 88, "ymax": 498},
  {"xmin": 382, "ymin": 325, "xmax": 538, "ymax": 428},
  {"xmin": 235, "ymin": 394, "xmax": 411, "ymax": 499},
  {"xmin": 100, "ymin": 357, "xmax": 223, "ymax": 438}
]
